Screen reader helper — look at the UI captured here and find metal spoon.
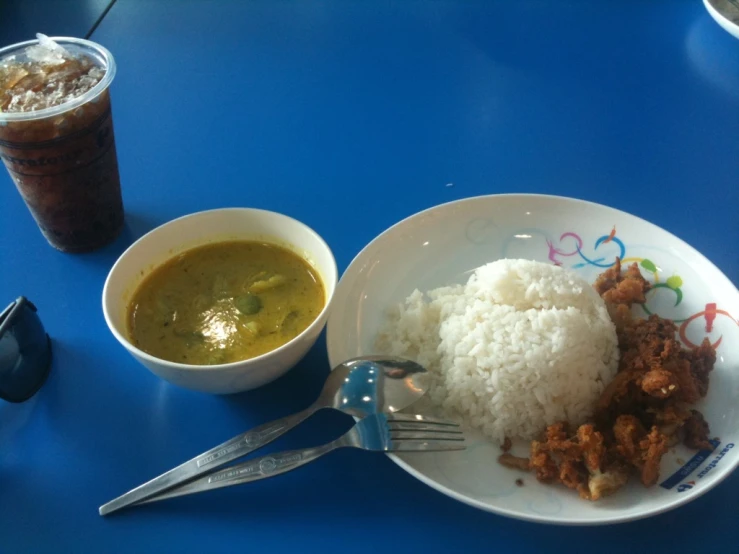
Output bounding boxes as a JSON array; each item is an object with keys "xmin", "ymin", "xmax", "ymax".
[{"xmin": 99, "ymin": 355, "xmax": 428, "ymax": 516}]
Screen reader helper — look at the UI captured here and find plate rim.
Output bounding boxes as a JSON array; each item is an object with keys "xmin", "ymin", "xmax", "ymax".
[
  {"xmin": 704, "ymin": 0, "xmax": 739, "ymax": 39},
  {"xmin": 326, "ymin": 192, "xmax": 739, "ymax": 525}
]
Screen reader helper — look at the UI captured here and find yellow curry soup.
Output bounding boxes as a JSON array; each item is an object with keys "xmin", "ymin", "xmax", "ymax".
[{"xmin": 127, "ymin": 241, "xmax": 325, "ymax": 365}]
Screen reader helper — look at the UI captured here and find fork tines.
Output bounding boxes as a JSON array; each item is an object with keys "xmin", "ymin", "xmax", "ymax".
[
  {"xmin": 386, "ymin": 414, "xmax": 465, "ymax": 450},
  {"xmin": 386, "ymin": 413, "xmax": 460, "ymax": 425},
  {"xmin": 389, "ymin": 421, "xmax": 462, "ymax": 433}
]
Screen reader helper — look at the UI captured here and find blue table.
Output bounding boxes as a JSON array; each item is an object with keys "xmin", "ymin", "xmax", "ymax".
[
  {"xmin": 1, "ymin": 1, "xmax": 738, "ymax": 552},
  {"xmin": 0, "ymin": 0, "xmax": 113, "ymax": 45}
]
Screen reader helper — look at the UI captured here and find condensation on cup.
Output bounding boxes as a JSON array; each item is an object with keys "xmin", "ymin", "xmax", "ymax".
[{"xmin": 0, "ymin": 35, "xmax": 124, "ymax": 253}]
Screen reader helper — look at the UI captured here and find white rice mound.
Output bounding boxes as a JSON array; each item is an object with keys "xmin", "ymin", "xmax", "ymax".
[{"xmin": 376, "ymin": 259, "xmax": 619, "ymax": 443}]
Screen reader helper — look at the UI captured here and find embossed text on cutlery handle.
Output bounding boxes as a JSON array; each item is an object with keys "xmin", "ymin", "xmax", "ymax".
[
  {"xmin": 196, "ymin": 420, "xmax": 290, "ymax": 468},
  {"xmin": 208, "ymin": 451, "xmax": 306, "ymax": 484},
  {"xmin": 202, "ymin": 446, "xmax": 331, "ymax": 489}
]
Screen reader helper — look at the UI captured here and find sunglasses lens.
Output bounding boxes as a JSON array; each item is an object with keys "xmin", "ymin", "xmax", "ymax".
[{"xmin": 0, "ymin": 299, "xmax": 52, "ymax": 403}]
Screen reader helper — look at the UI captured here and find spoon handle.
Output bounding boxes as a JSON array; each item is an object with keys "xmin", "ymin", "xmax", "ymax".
[
  {"xmin": 98, "ymin": 405, "xmax": 318, "ymax": 516},
  {"xmin": 140, "ymin": 442, "xmax": 340, "ymax": 505}
]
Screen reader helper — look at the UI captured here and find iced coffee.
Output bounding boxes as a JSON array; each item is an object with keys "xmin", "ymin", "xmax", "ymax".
[{"xmin": 0, "ymin": 35, "xmax": 123, "ymax": 252}]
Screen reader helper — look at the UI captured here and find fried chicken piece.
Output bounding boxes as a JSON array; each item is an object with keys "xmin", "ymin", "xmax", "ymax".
[
  {"xmin": 618, "ymin": 315, "xmax": 679, "ymax": 367},
  {"xmin": 597, "ymin": 370, "xmax": 640, "ymax": 414},
  {"xmin": 501, "ymin": 437, "xmax": 512, "ymax": 452},
  {"xmin": 641, "ymin": 368, "xmax": 678, "ymax": 399},
  {"xmin": 577, "ymin": 424, "xmax": 604, "ymax": 473},
  {"xmin": 498, "ymin": 453, "xmax": 530, "ymax": 471},
  {"xmin": 529, "ymin": 422, "xmax": 614, "ymax": 500},
  {"xmin": 604, "ymin": 277, "xmax": 650, "ymax": 306},
  {"xmin": 649, "ymin": 402, "xmax": 692, "ymax": 446},
  {"xmin": 665, "ymin": 358, "xmax": 702, "ymax": 404},
  {"xmin": 649, "ymin": 402, "xmax": 692, "ymax": 426},
  {"xmin": 607, "ymin": 302, "xmax": 634, "ymax": 333},
  {"xmin": 538, "ymin": 422, "xmax": 584, "ymax": 459},
  {"xmin": 613, "ymin": 414, "xmax": 647, "ymax": 465},
  {"xmin": 530, "ymin": 441, "xmax": 559, "ymax": 482},
  {"xmin": 577, "ymin": 425, "xmax": 616, "ymax": 500},
  {"xmin": 683, "ymin": 410, "xmax": 713, "ymax": 451},
  {"xmin": 577, "ymin": 483, "xmax": 592, "ymax": 500},
  {"xmin": 612, "ymin": 416, "xmax": 668, "ymax": 486},
  {"xmin": 587, "ymin": 463, "xmax": 631, "ymax": 501},
  {"xmin": 593, "ymin": 257, "xmax": 623, "ymax": 296},
  {"xmin": 600, "ymin": 313, "xmax": 712, "ymax": 422},
  {"xmin": 594, "ymin": 259, "xmax": 651, "ymax": 306},
  {"xmin": 526, "ymin": 421, "xmax": 637, "ymax": 500},
  {"xmin": 623, "ymin": 261, "xmax": 650, "ymax": 288},
  {"xmin": 529, "ymin": 424, "xmax": 582, "ymax": 484},
  {"xmin": 640, "ymin": 427, "xmax": 668, "ymax": 486},
  {"xmin": 545, "ymin": 421, "xmax": 569, "ymax": 443},
  {"xmin": 688, "ymin": 338, "xmax": 716, "ymax": 398},
  {"xmin": 559, "ymin": 460, "xmax": 587, "ymax": 490}
]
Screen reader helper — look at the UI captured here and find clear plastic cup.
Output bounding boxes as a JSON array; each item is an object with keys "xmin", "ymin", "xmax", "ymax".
[{"xmin": 0, "ymin": 37, "xmax": 123, "ymax": 253}]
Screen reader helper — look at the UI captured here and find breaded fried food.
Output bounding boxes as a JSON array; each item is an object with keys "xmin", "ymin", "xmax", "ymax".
[
  {"xmin": 498, "ymin": 453, "xmax": 530, "ymax": 471},
  {"xmin": 507, "ymin": 260, "xmax": 718, "ymax": 501},
  {"xmin": 683, "ymin": 410, "xmax": 713, "ymax": 451},
  {"xmin": 594, "ymin": 258, "xmax": 651, "ymax": 306}
]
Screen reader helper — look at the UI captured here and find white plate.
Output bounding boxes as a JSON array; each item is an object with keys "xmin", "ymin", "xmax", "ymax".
[
  {"xmin": 326, "ymin": 194, "xmax": 739, "ymax": 525},
  {"xmin": 704, "ymin": 0, "xmax": 739, "ymax": 40}
]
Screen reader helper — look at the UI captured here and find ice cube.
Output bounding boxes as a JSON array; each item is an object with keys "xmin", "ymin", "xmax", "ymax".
[
  {"xmin": 88, "ymin": 66, "xmax": 104, "ymax": 80},
  {"xmin": 0, "ymin": 65, "xmax": 29, "ymax": 89},
  {"xmin": 25, "ymin": 34, "xmax": 70, "ymax": 66},
  {"xmin": 36, "ymin": 34, "xmax": 72, "ymax": 58},
  {"xmin": 25, "ymin": 46, "xmax": 64, "ymax": 65}
]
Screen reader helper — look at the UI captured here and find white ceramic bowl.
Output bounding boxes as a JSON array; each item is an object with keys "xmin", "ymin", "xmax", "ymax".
[
  {"xmin": 103, "ymin": 208, "xmax": 337, "ymax": 394},
  {"xmin": 704, "ymin": 0, "xmax": 739, "ymax": 40},
  {"xmin": 326, "ymin": 194, "xmax": 739, "ymax": 525}
]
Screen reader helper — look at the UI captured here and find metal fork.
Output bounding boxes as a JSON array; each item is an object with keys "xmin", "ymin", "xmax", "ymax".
[
  {"xmin": 137, "ymin": 413, "xmax": 464, "ymax": 507},
  {"xmin": 99, "ymin": 357, "xmax": 428, "ymax": 516}
]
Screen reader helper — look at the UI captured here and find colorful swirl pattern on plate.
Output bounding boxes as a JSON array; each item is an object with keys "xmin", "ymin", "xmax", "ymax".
[{"xmin": 540, "ymin": 227, "xmax": 737, "ymax": 350}]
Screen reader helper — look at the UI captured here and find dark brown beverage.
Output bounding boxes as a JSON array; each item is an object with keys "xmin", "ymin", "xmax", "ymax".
[{"xmin": 0, "ymin": 36, "xmax": 123, "ymax": 252}]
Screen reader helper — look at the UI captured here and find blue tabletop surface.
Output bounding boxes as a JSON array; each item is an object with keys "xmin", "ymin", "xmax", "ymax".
[
  {"xmin": 1, "ymin": 1, "xmax": 738, "ymax": 552},
  {"xmin": 0, "ymin": 0, "xmax": 113, "ymax": 45}
]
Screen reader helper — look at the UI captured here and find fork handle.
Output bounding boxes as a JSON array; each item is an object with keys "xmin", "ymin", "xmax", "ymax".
[
  {"xmin": 99, "ymin": 405, "xmax": 319, "ymax": 516},
  {"xmin": 141, "ymin": 442, "xmax": 340, "ymax": 505}
]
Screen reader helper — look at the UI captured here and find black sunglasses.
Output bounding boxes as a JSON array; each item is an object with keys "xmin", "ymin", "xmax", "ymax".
[{"xmin": 0, "ymin": 297, "xmax": 52, "ymax": 403}]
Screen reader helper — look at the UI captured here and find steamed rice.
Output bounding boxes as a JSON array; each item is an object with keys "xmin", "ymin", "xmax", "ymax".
[{"xmin": 376, "ymin": 259, "xmax": 619, "ymax": 443}]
